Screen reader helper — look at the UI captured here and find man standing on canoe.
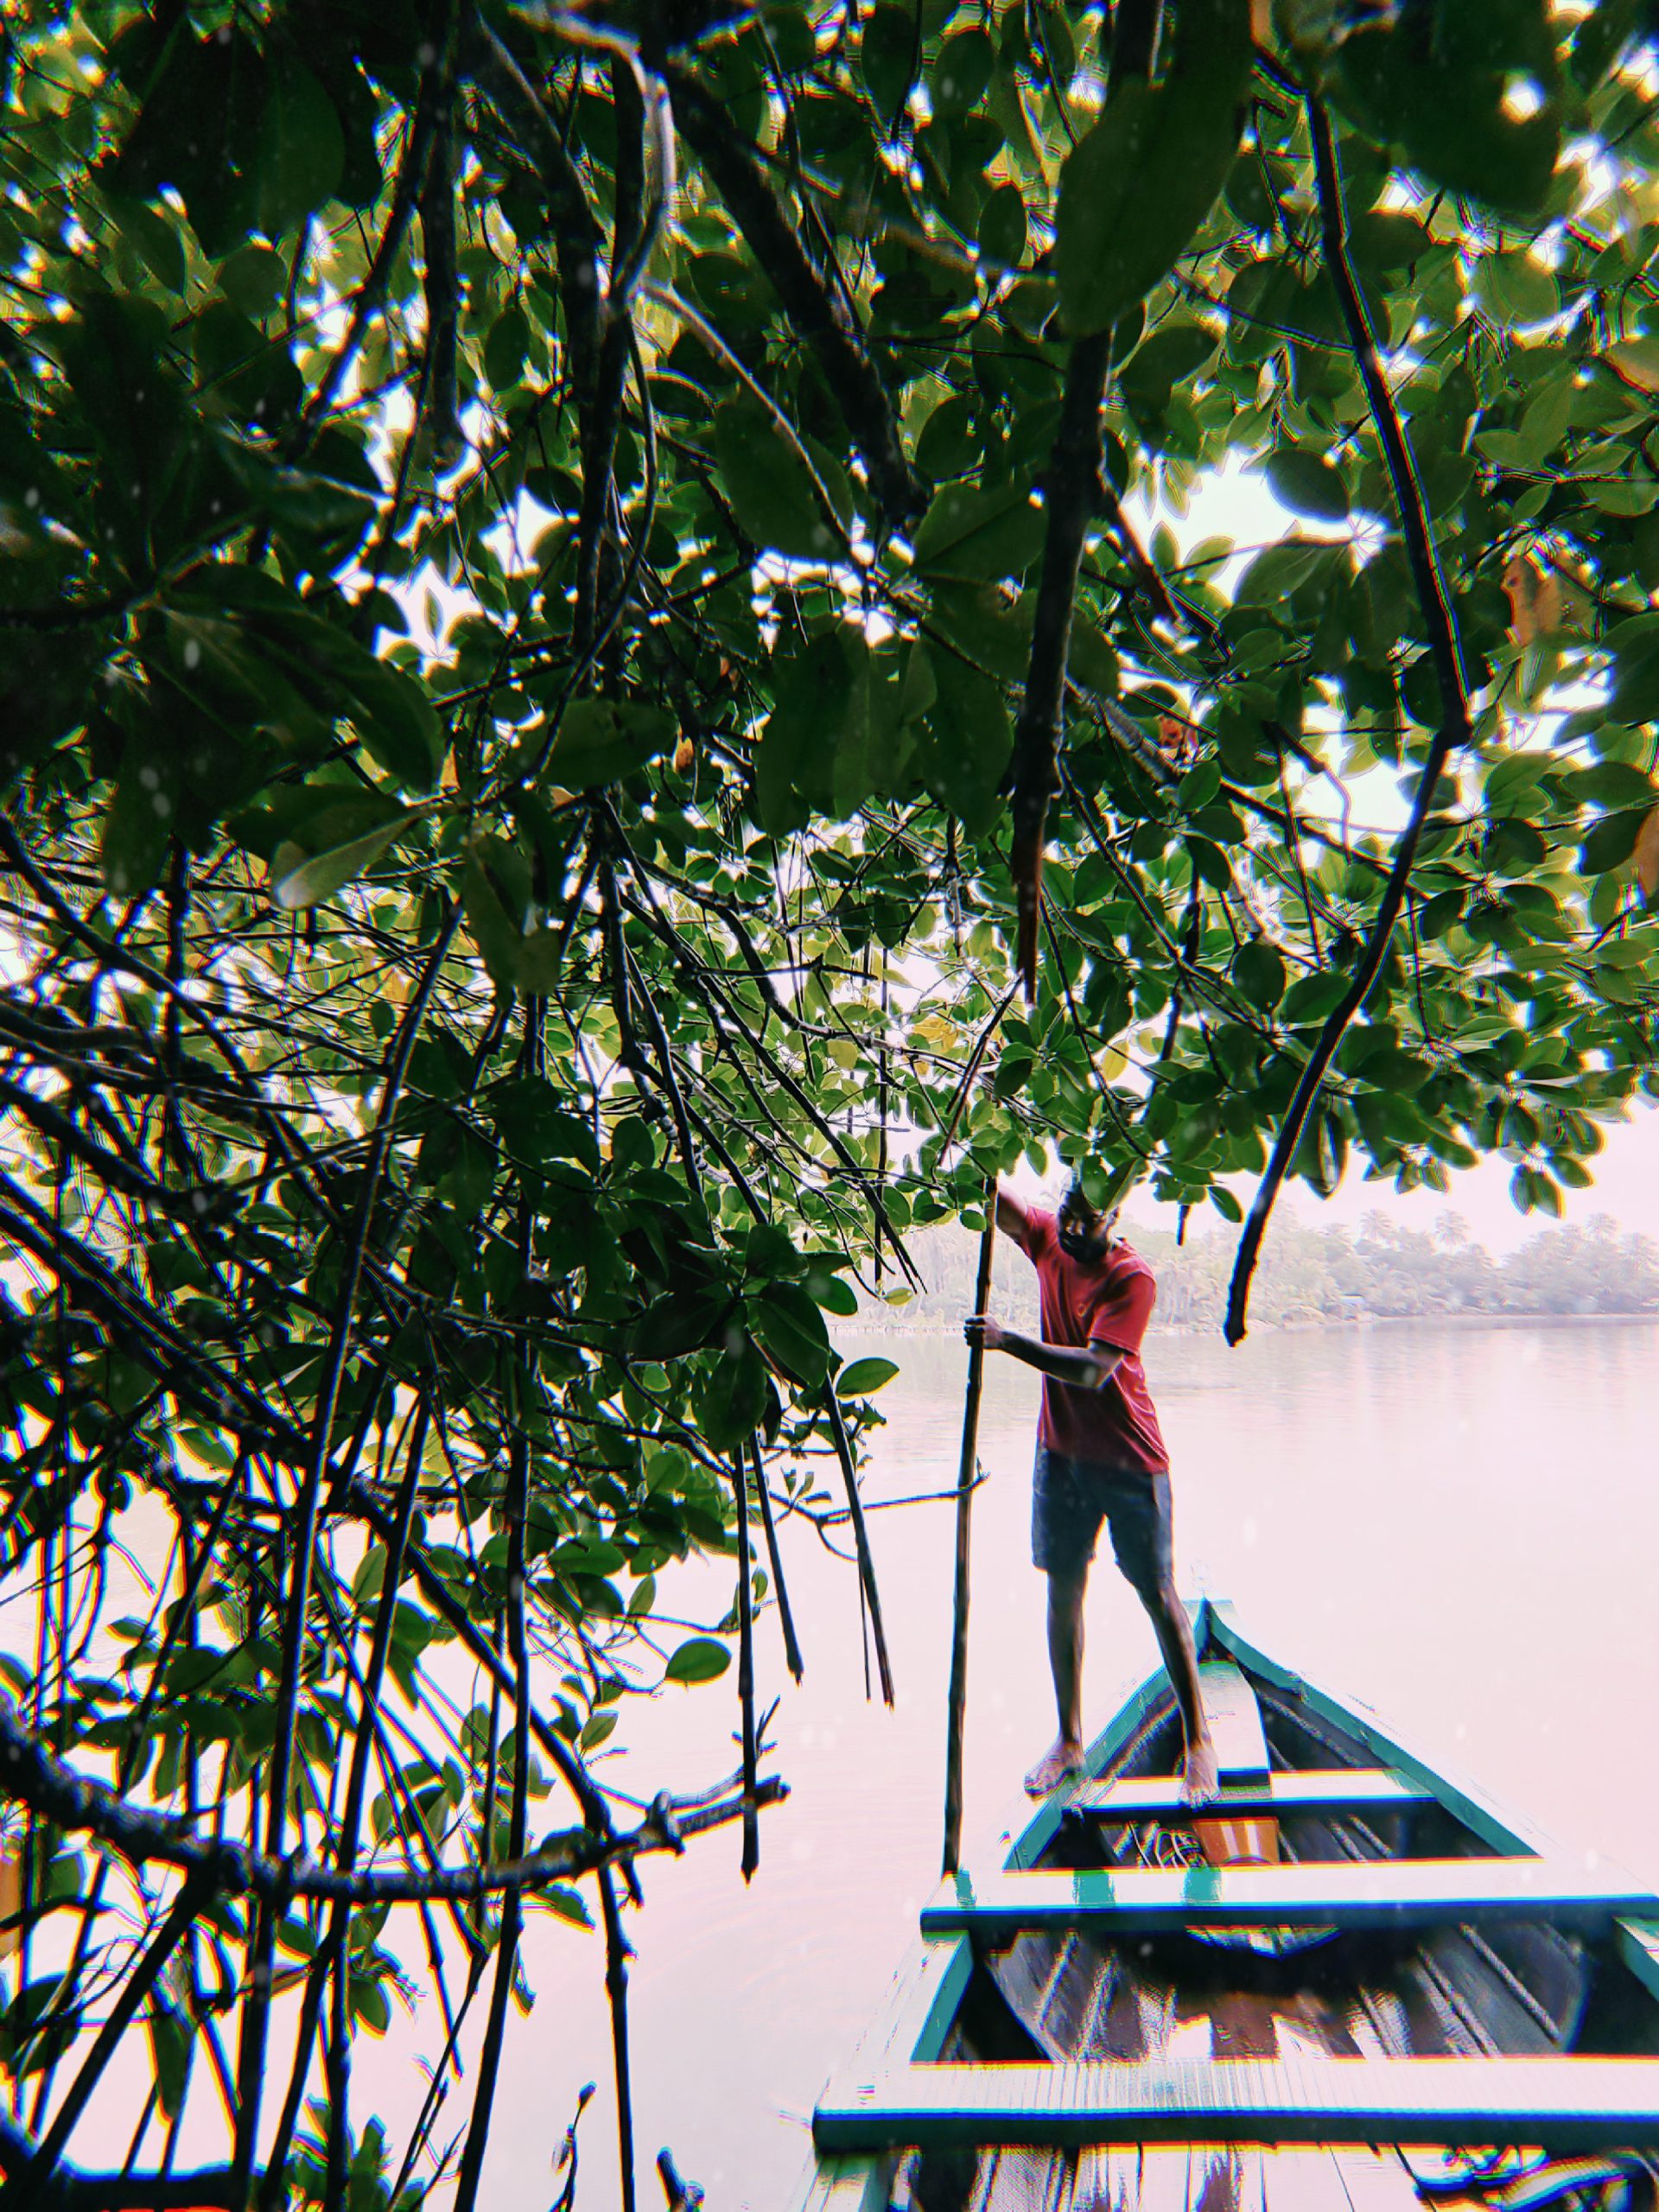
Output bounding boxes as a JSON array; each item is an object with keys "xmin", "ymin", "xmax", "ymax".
[{"xmin": 963, "ymin": 1178, "xmax": 1217, "ymax": 1804}]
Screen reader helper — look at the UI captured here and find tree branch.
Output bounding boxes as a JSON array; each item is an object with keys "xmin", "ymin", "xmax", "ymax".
[
  {"xmin": 668, "ymin": 79, "xmax": 927, "ymax": 531},
  {"xmin": 0, "ymin": 1697, "xmax": 785, "ymax": 1905},
  {"xmin": 1009, "ymin": 330, "xmax": 1114, "ymax": 997},
  {"xmin": 1224, "ymin": 97, "xmax": 1474, "ymax": 1345}
]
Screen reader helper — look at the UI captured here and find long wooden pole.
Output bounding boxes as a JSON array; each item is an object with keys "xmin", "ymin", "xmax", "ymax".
[{"xmin": 942, "ymin": 1179, "xmax": 997, "ymax": 1879}]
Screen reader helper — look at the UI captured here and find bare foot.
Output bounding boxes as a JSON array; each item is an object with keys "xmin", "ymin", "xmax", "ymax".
[
  {"xmin": 1179, "ymin": 1736, "xmax": 1220, "ymax": 1808},
  {"xmin": 1024, "ymin": 1738, "xmax": 1084, "ymax": 1796}
]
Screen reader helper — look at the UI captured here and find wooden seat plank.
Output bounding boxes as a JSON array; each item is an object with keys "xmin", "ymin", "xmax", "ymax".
[
  {"xmin": 1201, "ymin": 1662, "xmax": 1271, "ymax": 1783},
  {"xmin": 814, "ymin": 2054, "xmax": 1659, "ymax": 2154},
  {"xmin": 1071, "ymin": 1770, "xmax": 1435, "ymax": 1821},
  {"xmin": 920, "ymin": 1860, "xmax": 1659, "ymax": 1941}
]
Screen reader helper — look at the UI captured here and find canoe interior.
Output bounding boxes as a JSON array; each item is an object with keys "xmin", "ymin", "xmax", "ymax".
[{"xmin": 842, "ymin": 1614, "xmax": 1659, "ymax": 2212}]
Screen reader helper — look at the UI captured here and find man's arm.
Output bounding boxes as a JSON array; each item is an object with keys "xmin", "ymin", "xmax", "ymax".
[
  {"xmin": 963, "ymin": 1313, "xmax": 1123, "ymax": 1392},
  {"xmin": 993, "ymin": 1182, "xmax": 1035, "ymax": 1251}
]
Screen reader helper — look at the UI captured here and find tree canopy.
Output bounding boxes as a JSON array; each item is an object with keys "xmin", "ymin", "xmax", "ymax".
[{"xmin": 2, "ymin": 0, "xmax": 1657, "ymax": 2203}]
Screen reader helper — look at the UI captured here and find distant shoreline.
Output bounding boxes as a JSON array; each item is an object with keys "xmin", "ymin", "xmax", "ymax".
[{"xmin": 849, "ymin": 1310, "xmax": 1659, "ymax": 1338}]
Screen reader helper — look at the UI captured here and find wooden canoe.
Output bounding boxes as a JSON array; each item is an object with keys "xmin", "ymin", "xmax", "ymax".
[{"xmin": 792, "ymin": 1601, "xmax": 1659, "ymax": 2211}]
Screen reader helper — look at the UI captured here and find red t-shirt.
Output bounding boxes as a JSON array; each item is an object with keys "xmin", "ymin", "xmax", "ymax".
[{"xmin": 1019, "ymin": 1210, "xmax": 1167, "ymax": 1474}]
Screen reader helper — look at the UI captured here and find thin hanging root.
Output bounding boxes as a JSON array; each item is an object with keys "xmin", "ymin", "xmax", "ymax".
[
  {"xmin": 822, "ymin": 1390, "xmax": 894, "ymax": 1707},
  {"xmin": 751, "ymin": 1435, "xmax": 804, "ymax": 1682},
  {"xmin": 938, "ymin": 980, "xmax": 1023, "ymax": 1157},
  {"xmin": 733, "ymin": 1451, "xmax": 760, "ymax": 1880},
  {"xmin": 598, "ymin": 1865, "xmax": 638, "ymax": 2212}
]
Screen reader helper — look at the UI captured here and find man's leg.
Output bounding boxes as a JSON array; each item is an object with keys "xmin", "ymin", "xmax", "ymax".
[
  {"xmin": 1103, "ymin": 1471, "xmax": 1217, "ymax": 1806},
  {"xmin": 1027, "ymin": 1446, "xmax": 1100, "ymax": 1796},
  {"xmin": 1026, "ymin": 1565, "xmax": 1089, "ymax": 1796},
  {"xmin": 1141, "ymin": 1576, "xmax": 1217, "ymax": 1805}
]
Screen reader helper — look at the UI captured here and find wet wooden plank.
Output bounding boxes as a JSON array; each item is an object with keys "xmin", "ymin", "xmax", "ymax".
[
  {"xmin": 845, "ymin": 1935, "xmax": 972, "ymax": 2070},
  {"xmin": 1202, "ymin": 1662, "xmax": 1270, "ymax": 1781},
  {"xmin": 1617, "ymin": 1918, "xmax": 1659, "ymax": 2005},
  {"xmin": 814, "ymin": 2054, "xmax": 1659, "ymax": 2153},
  {"xmin": 786, "ymin": 1945, "xmax": 971, "ymax": 2207},
  {"xmin": 789, "ymin": 2152, "xmax": 899, "ymax": 2211},
  {"xmin": 1071, "ymin": 1770, "xmax": 1434, "ymax": 1821},
  {"xmin": 919, "ymin": 1859, "xmax": 1659, "ymax": 1940}
]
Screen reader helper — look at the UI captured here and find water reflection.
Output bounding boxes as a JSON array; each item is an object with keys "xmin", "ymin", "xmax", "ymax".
[
  {"xmin": 479, "ymin": 1318, "xmax": 1659, "ymax": 2208},
  {"xmin": 35, "ymin": 1319, "xmax": 1656, "ymax": 2205}
]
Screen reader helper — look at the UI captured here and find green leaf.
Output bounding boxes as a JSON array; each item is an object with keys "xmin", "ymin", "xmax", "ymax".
[
  {"xmin": 914, "ymin": 483, "xmax": 1046, "ymax": 582},
  {"xmin": 836, "ymin": 1357, "xmax": 899, "ymax": 1397},
  {"xmin": 461, "ymin": 851, "xmax": 527, "ymax": 988},
  {"xmin": 757, "ymin": 631, "xmax": 916, "ymax": 828},
  {"xmin": 664, "ymin": 1637, "xmax": 731, "ymax": 1685},
  {"xmin": 257, "ymin": 48, "xmax": 346, "ymax": 235},
  {"xmin": 1119, "ymin": 319, "xmax": 1219, "ymax": 429},
  {"xmin": 1570, "ymin": 761, "xmax": 1656, "ymax": 810},
  {"xmin": 270, "ymin": 807, "xmax": 416, "ymax": 912},
  {"xmin": 1186, "ymin": 834, "xmax": 1233, "ymax": 892},
  {"xmin": 1055, "ymin": 0, "xmax": 1252, "ymax": 336},
  {"xmin": 1580, "ymin": 809, "xmax": 1649, "ymax": 876},
  {"xmin": 1327, "ymin": 2, "xmax": 1560, "ymax": 216},
  {"xmin": 1265, "ymin": 448, "xmax": 1351, "ymax": 523},
  {"xmin": 351, "ymin": 1975, "xmax": 391, "ymax": 2035},
  {"xmin": 805, "ymin": 1264, "xmax": 861, "ymax": 1317},
  {"xmin": 1069, "ymin": 621, "xmax": 1119, "ymax": 698},
  {"xmin": 748, "ymin": 1281, "xmax": 831, "ymax": 1386},
  {"xmin": 1610, "ymin": 617, "xmax": 1659, "ymax": 725},
  {"xmin": 336, "ymin": 655, "xmax": 443, "ymax": 794},
  {"xmin": 1348, "ymin": 211, "xmax": 1431, "ymax": 271},
  {"xmin": 147, "ymin": 2002, "xmax": 192, "ymax": 2121},
  {"xmin": 100, "ymin": 189, "xmax": 188, "ymax": 294},
  {"xmin": 218, "ymin": 241, "xmax": 288, "ymax": 316},
  {"xmin": 1473, "ymin": 250, "xmax": 1559, "ymax": 327},
  {"xmin": 861, "ymin": 3, "xmax": 917, "ymax": 116},
  {"xmin": 713, "ymin": 398, "xmax": 845, "ymax": 561},
  {"xmin": 108, "ymin": 26, "xmax": 267, "ymax": 257},
  {"xmin": 485, "ymin": 305, "xmax": 529, "ymax": 393},
  {"xmin": 927, "ymin": 582, "xmax": 1032, "ymax": 683},
  {"xmin": 176, "ymin": 569, "xmax": 442, "ymax": 791},
  {"xmin": 935, "ymin": 28, "xmax": 995, "ymax": 118},
  {"xmin": 693, "ymin": 1341, "xmax": 768, "ymax": 1450},
  {"xmin": 977, "ymin": 184, "xmax": 1028, "ymax": 269},
  {"xmin": 102, "ymin": 742, "xmax": 178, "ymax": 900},
  {"xmin": 631, "ymin": 1287, "xmax": 734, "ymax": 1360},
  {"xmin": 539, "ymin": 1885, "xmax": 594, "ymax": 1927},
  {"xmin": 488, "ymin": 1078, "xmax": 601, "ymax": 1173},
  {"xmin": 1, "ymin": 634, "xmax": 102, "ymax": 792},
  {"xmin": 1232, "ymin": 938, "xmax": 1286, "ymax": 1008},
  {"xmin": 542, "ymin": 698, "xmax": 675, "ymax": 791},
  {"xmin": 914, "ymin": 657, "xmax": 1011, "ymax": 833}
]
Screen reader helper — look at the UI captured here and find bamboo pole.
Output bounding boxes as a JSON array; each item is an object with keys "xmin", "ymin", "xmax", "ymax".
[{"xmin": 942, "ymin": 1179, "xmax": 997, "ymax": 1879}]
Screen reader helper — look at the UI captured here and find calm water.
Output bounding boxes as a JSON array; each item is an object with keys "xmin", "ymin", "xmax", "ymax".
[
  {"xmin": 41, "ymin": 1319, "xmax": 1659, "ymax": 2205},
  {"xmin": 474, "ymin": 1316, "xmax": 1659, "ymax": 2209}
]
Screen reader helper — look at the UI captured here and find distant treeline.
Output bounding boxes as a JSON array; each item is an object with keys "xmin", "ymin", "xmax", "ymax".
[{"xmin": 863, "ymin": 1211, "xmax": 1659, "ymax": 1332}]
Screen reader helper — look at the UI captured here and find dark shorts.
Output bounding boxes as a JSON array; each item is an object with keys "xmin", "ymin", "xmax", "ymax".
[{"xmin": 1031, "ymin": 1442, "xmax": 1173, "ymax": 1595}]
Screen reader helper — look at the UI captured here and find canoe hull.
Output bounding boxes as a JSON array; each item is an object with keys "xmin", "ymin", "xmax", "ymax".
[{"xmin": 795, "ymin": 1602, "xmax": 1659, "ymax": 2208}]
